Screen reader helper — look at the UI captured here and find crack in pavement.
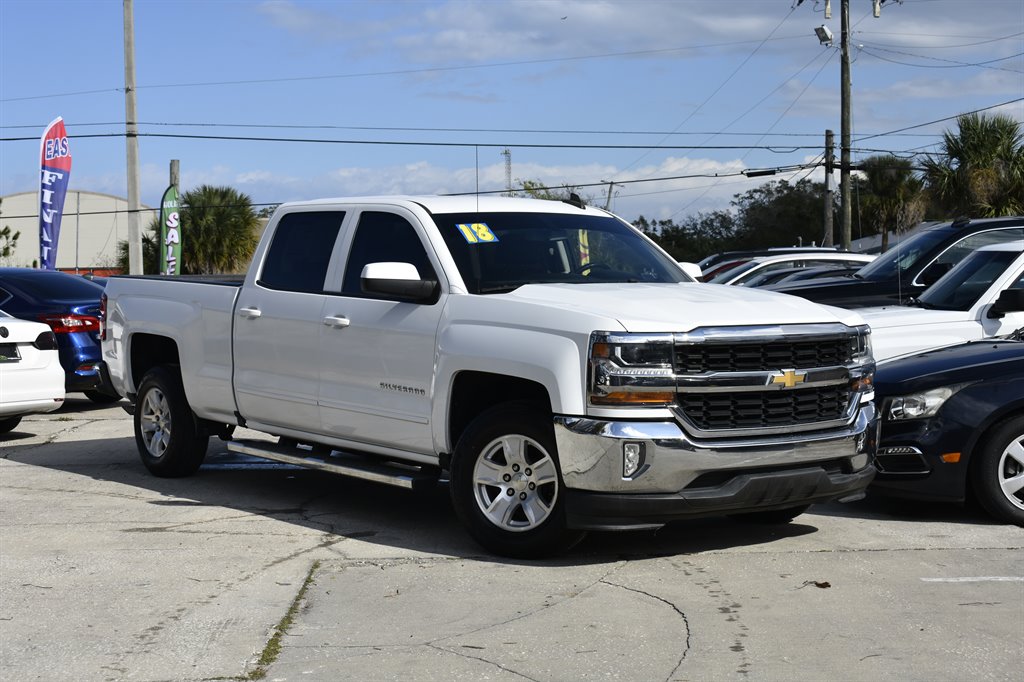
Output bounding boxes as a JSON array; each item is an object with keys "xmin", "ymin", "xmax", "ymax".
[{"xmin": 599, "ymin": 578, "xmax": 692, "ymax": 682}]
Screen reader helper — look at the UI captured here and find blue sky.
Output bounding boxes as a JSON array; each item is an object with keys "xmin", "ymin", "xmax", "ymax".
[{"xmin": 1, "ymin": 0, "xmax": 1022, "ymax": 223}]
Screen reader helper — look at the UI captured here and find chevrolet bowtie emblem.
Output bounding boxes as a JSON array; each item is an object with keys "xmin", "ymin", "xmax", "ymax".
[{"xmin": 769, "ymin": 369, "xmax": 807, "ymax": 388}]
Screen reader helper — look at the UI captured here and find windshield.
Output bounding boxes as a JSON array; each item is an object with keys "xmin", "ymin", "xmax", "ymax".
[
  {"xmin": 854, "ymin": 229, "xmax": 949, "ymax": 282},
  {"xmin": 434, "ymin": 211, "xmax": 688, "ymax": 294},
  {"xmin": 917, "ymin": 246, "xmax": 1023, "ymax": 311}
]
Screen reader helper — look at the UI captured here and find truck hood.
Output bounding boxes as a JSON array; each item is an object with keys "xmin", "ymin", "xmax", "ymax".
[
  {"xmin": 858, "ymin": 306, "xmax": 968, "ymax": 329},
  {"xmin": 505, "ymin": 282, "xmax": 865, "ymax": 332}
]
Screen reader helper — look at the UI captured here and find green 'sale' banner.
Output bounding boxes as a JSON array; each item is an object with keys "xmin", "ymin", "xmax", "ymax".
[{"xmin": 159, "ymin": 185, "xmax": 181, "ymax": 276}]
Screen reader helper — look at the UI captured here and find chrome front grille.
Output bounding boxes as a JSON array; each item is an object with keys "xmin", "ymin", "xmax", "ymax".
[{"xmin": 671, "ymin": 325, "xmax": 866, "ymax": 436}]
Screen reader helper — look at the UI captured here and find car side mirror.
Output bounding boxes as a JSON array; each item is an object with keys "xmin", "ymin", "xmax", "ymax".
[
  {"xmin": 678, "ymin": 262, "xmax": 703, "ymax": 281},
  {"xmin": 361, "ymin": 262, "xmax": 439, "ymax": 303},
  {"xmin": 987, "ymin": 288, "xmax": 1024, "ymax": 319}
]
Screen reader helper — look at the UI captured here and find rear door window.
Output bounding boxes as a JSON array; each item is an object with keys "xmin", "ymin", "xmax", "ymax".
[{"xmin": 258, "ymin": 211, "xmax": 346, "ymax": 293}]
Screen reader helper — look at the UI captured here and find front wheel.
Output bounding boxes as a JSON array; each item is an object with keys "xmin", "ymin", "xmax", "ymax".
[
  {"xmin": 134, "ymin": 366, "xmax": 209, "ymax": 477},
  {"xmin": 449, "ymin": 403, "xmax": 584, "ymax": 558},
  {"xmin": 971, "ymin": 415, "xmax": 1024, "ymax": 526}
]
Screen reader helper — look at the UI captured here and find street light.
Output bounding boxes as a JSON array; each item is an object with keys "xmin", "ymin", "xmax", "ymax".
[{"xmin": 815, "ymin": 25, "xmax": 833, "ymax": 46}]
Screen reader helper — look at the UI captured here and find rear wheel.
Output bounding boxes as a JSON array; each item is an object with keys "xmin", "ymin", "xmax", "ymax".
[
  {"xmin": 971, "ymin": 415, "xmax": 1024, "ymax": 526},
  {"xmin": 0, "ymin": 416, "xmax": 23, "ymax": 435},
  {"xmin": 134, "ymin": 366, "xmax": 209, "ymax": 477},
  {"xmin": 449, "ymin": 402, "xmax": 584, "ymax": 558}
]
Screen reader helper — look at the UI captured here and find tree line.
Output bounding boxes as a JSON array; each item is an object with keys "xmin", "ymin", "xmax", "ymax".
[{"xmin": 114, "ymin": 112, "xmax": 1021, "ymax": 273}]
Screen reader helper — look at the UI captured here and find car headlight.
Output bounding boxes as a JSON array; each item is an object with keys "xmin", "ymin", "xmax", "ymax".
[
  {"xmin": 850, "ymin": 325, "xmax": 872, "ymax": 362},
  {"xmin": 589, "ymin": 332, "xmax": 675, "ymax": 406},
  {"xmin": 885, "ymin": 383, "xmax": 971, "ymax": 421}
]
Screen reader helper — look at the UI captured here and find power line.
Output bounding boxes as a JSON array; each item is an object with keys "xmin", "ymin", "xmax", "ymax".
[
  {"xmin": 0, "ymin": 34, "xmax": 810, "ymax": 104},
  {"xmin": 858, "ymin": 45, "xmax": 1024, "ymax": 72},
  {"xmin": 0, "ymin": 130, "xmax": 819, "ymax": 151},
  {"xmin": 853, "ymin": 97, "xmax": 1024, "ymax": 142}
]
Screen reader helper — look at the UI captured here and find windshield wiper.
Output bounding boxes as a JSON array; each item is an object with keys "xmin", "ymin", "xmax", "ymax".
[{"xmin": 476, "ymin": 284, "xmax": 523, "ymax": 294}]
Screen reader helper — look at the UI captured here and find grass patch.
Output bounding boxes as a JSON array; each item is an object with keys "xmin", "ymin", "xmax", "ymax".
[{"xmin": 245, "ymin": 559, "xmax": 321, "ymax": 680}]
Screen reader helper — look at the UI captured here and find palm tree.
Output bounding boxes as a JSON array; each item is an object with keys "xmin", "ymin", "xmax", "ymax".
[
  {"xmin": 180, "ymin": 185, "xmax": 260, "ymax": 274},
  {"xmin": 859, "ymin": 155, "xmax": 926, "ymax": 252},
  {"xmin": 923, "ymin": 113, "xmax": 1024, "ymax": 218},
  {"xmin": 116, "ymin": 185, "xmax": 260, "ymax": 274}
]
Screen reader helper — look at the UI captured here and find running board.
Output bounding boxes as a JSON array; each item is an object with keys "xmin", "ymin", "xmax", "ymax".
[{"xmin": 226, "ymin": 439, "xmax": 437, "ymax": 491}]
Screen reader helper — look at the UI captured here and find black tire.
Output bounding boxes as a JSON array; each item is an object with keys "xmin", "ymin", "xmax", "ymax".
[
  {"xmin": 971, "ymin": 415, "xmax": 1024, "ymax": 526},
  {"xmin": 449, "ymin": 402, "xmax": 585, "ymax": 558},
  {"xmin": 85, "ymin": 389, "xmax": 121, "ymax": 404},
  {"xmin": 0, "ymin": 416, "xmax": 22, "ymax": 435},
  {"xmin": 729, "ymin": 505, "xmax": 811, "ymax": 524},
  {"xmin": 133, "ymin": 366, "xmax": 209, "ymax": 477}
]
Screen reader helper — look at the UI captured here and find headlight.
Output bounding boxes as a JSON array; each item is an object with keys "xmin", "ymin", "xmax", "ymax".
[
  {"xmin": 886, "ymin": 383, "xmax": 970, "ymax": 421},
  {"xmin": 850, "ymin": 325, "xmax": 872, "ymax": 362},
  {"xmin": 589, "ymin": 332, "xmax": 675, "ymax": 406}
]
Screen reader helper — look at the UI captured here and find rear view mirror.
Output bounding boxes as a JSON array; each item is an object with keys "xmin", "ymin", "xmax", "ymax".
[{"xmin": 987, "ymin": 288, "xmax": 1024, "ymax": 319}]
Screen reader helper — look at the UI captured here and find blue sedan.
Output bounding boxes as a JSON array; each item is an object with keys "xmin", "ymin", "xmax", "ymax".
[
  {"xmin": 0, "ymin": 268, "xmax": 119, "ymax": 403},
  {"xmin": 872, "ymin": 332, "xmax": 1024, "ymax": 525}
]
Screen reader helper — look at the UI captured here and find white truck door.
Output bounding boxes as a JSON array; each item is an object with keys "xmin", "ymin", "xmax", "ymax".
[
  {"xmin": 233, "ymin": 210, "xmax": 347, "ymax": 433},
  {"xmin": 318, "ymin": 209, "xmax": 444, "ymax": 456}
]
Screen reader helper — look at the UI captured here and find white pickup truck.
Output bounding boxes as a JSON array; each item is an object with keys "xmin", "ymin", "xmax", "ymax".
[
  {"xmin": 101, "ymin": 195, "xmax": 877, "ymax": 557},
  {"xmin": 861, "ymin": 241, "xmax": 1024, "ymax": 362}
]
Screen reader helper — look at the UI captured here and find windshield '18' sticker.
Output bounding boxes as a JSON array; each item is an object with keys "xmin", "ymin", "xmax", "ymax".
[{"xmin": 456, "ymin": 223, "xmax": 499, "ymax": 244}]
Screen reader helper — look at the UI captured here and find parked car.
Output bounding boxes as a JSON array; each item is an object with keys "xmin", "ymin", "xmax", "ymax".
[
  {"xmin": 708, "ymin": 252, "xmax": 875, "ymax": 286},
  {"xmin": 766, "ymin": 216, "xmax": 1024, "ymax": 307},
  {"xmin": 0, "ymin": 309, "xmax": 65, "ymax": 434},
  {"xmin": 750, "ymin": 265, "xmax": 864, "ymax": 288},
  {"xmin": 697, "ymin": 246, "xmax": 841, "ymax": 282},
  {"xmin": 862, "ymin": 241, "xmax": 1024, "ymax": 362},
  {"xmin": 0, "ymin": 268, "xmax": 119, "ymax": 403},
  {"xmin": 872, "ymin": 331, "xmax": 1024, "ymax": 525}
]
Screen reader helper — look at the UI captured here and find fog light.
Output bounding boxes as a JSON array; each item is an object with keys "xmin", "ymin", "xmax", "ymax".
[
  {"xmin": 623, "ymin": 442, "xmax": 645, "ymax": 478},
  {"xmin": 850, "ymin": 453, "xmax": 870, "ymax": 471}
]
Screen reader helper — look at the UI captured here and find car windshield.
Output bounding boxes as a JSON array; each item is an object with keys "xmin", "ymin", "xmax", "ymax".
[
  {"xmin": 917, "ymin": 247, "xmax": 1024, "ymax": 311},
  {"xmin": 854, "ymin": 229, "xmax": 950, "ymax": 282},
  {"xmin": 434, "ymin": 211, "xmax": 688, "ymax": 294}
]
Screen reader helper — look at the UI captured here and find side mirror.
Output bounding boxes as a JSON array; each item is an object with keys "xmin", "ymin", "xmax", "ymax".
[
  {"xmin": 361, "ymin": 262, "xmax": 439, "ymax": 303},
  {"xmin": 987, "ymin": 288, "xmax": 1024, "ymax": 319},
  {"xmin": 678, "ymin": 262, "xmax": 703, "ymax": 281}
]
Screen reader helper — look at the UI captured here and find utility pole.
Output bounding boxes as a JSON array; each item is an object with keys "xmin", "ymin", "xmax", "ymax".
[
  {"xmin": 170, "ymin": 159, "xmax": 179, "ymax": 189},
  {"xmin": 123, "ymin": 0, "xmax": 143, "ymax": 274},
  {"xmin": 840, "ymin": 0, "xmax": 852, "ymax": 251},
  {"xmin": 823, "ymin": 129, "xmax": 834, "ymax": 247},
  {"xmin": 501, "ymin": 148, "xmax": 512, "ymax": 197}
]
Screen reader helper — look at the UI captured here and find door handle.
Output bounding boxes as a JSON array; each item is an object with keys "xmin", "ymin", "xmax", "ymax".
[
  {"xmin": 323, "ymin": 315, "xmax": 351, "ymax": 328},
  {"xmin": 238, "ymin": 307, "xmax": 262, "ymax": 319}
]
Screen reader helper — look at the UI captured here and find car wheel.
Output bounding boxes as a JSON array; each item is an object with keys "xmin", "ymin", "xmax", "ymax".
[
  {"xmin": 134, "ymin": 366, "xmax": 209, "ymax": 477},
  {"xmin": 729, "ymin": 505, "xmax": 811, "ymax": 524},
  {"xmin": 0, "ymin": 416, "xmax": 23, "ymax": 435},
  {"xmin": 84, "ymin": 389, "xmax": 121, "ymax": 404},
  {"xmin": 971, "ymin": 415, "xmax": 1024, "ymax": 526},
  {"xmin": 449, "ymin": 402, "xmax": 585, "ymax": 558}
]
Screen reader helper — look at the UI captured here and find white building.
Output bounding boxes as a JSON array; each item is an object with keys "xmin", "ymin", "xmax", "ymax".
[{"xmin": 0, "ymin": 190, "xmax": 153, "ymax": 273}]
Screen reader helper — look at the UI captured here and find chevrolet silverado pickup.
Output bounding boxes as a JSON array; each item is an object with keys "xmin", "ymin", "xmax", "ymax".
[{"xmin": 101, "ymin": 195, "xmax": 877, "ymax": 557}]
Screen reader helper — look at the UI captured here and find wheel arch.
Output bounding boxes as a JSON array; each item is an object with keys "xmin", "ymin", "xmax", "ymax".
[
  {"xmin": 128, "ymin": 333, "xmax": 181, "ymax": 395},
  {"xmin": 444, "ymin": 371, "xmax": 552, "ymax": 463}
]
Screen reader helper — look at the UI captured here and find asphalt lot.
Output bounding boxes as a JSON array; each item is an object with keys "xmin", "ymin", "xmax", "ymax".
[{"xmin": 1, "ymin": 397, "xmax": 1021, "ymax": 682}]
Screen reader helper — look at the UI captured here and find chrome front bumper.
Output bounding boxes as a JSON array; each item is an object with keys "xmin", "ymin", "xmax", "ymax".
[{"xmin": 553, "ymin": 402, "xmax": 876, "ymax": 530}]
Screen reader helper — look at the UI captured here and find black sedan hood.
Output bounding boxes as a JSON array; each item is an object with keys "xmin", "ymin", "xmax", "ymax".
[{"xmin": 874, "ymin": 340, "xmax": 1024, "ymax": 396}]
